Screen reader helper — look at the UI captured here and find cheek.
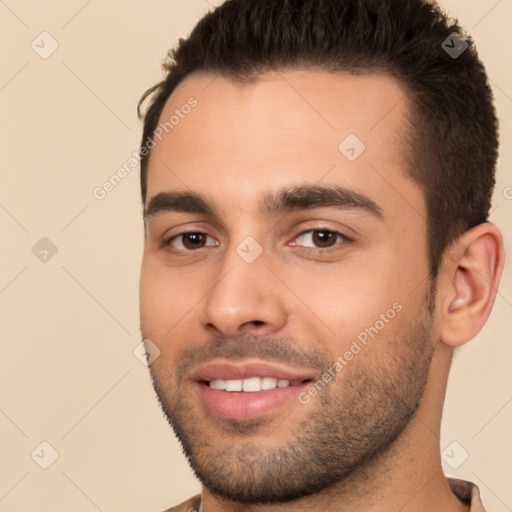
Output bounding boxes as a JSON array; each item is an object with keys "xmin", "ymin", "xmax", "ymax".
[
  {"xmin": 139, "ymin": 257, "xmax": 196, "ymax": 338},
  {"xmin": 285, "ymin": 254, "xmax": 422, "ymax": 370},
  {"xmin": 140, "ymin": 264, "xmax": 193, "ymax": 368},
  {"xmin": 287, "ymin": 263, "xmax": 399, "ymax": 340}
]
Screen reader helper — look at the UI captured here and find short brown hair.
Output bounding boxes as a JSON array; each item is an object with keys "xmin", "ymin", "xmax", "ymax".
[{"xmin": 138, "ymin": 0, "xmax": 498, "ymax": 277}]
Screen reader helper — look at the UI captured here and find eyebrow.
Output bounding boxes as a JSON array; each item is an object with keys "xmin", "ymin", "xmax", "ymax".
[
  {"xmin": 144, "ymin": 184, "xmax": 384, "ymax": 220},
  {"xmin": 263, "ymin": 185, "xmax": 384, "ymax": 219},
  {"xmin": 145, "ymin": 190, "xmax": 215, "ymax": 218}
]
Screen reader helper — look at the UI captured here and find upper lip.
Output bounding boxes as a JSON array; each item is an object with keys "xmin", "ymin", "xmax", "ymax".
[{"xmin": 191, "ymin": 359, "xmax": 315, "ymax": 382}]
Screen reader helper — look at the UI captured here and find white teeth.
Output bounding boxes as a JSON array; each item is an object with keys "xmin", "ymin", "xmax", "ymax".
[
  {"xmin": 242, "ymin": 377, "xmax": 261, "ymax": 392},
  {"xmin": 209, "ymin": 379, "xmax": 226, "ymax": 390},
  {"xmin": 225, "ymin": 379, "xmax": 242, "ymax": 392},
  {"xmin": 208, "ymin": 377, "xmax": 296, "ymax": 392},
  {"xmin": 261, "ymin": 377, "xmax": 277, "ymax": 390}
]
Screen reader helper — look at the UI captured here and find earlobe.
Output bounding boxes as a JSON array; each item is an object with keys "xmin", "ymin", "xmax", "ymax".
[{"xmin": 438, "ymin": 223, "xmax": 505, "ymax": 347}]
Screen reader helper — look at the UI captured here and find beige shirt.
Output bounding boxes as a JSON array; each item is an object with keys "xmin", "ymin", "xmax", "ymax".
[{"xmin": 162, "ymin": 478, "xmax": 487, "ymax": 512}]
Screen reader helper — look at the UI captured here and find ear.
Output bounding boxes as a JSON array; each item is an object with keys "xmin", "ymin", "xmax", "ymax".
[{"xmin": 437, "ymin": 223, "xmax": 505, "ymax": 347}]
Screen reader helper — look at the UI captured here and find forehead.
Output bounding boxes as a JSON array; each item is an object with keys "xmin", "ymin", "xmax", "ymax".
[{"xmin": 146, "ymin": 69, "xmax": 423, "ymax": 222}]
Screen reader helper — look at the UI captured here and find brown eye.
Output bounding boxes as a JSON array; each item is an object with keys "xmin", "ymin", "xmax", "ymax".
[
  {"xmin": 166, "ymin": 232, "xmax": 218, "ymax": 251},
  {"xmin": 182, "ymin": 233, "xmax": 206, "ymax": 249},
  {"xmin": 293, "ymin": 229, "xmax": 347, "ymax": 249},
  {"xmin": 311, "ymin": 230, "xmax": 338, "ymax": 247}
]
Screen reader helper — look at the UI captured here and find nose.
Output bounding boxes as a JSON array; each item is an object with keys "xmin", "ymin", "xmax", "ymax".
[{"xmin": 198, "ymin": 247, "xmax": 288, "ymax": 337}]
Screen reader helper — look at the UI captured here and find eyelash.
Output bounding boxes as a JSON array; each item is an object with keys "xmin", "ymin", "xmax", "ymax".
[
  {"xmin": 163, "ymin": 228, "xmax": 352, "ymax": 254},
  {"xmin": 163, "ymin": 231, "xmax": 218, "ymax": 252},
  {"xmin": 290, "ymin": 229, "xmax": 352, "ymax": 253}
]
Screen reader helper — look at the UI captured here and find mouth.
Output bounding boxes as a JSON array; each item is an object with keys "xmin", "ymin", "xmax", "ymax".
[
  {"xmin": 207, "ymin": 376, "xmax": 306, "ymax": 392},
  {"xmin": 192, "ymin": 359, "xmax": 315, "ymax": 421}
]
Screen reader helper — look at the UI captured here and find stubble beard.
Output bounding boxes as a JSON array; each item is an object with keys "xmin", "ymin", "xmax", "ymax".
[{"xmin": 146, "ymin": 293, "xmax": 436, "ymax": 504}]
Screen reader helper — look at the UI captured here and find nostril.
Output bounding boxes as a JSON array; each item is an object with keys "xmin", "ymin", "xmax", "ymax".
[{"xmin": 251, "ymin": 320, "xmax": 265, "ymax": 326}]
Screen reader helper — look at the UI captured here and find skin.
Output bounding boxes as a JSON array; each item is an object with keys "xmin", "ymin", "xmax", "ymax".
[{"xmin": 139, "ymin": 69, "xmax": 504, "ymax": 512}]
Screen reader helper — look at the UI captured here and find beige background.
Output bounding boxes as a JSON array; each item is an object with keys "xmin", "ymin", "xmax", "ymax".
[{"xmin": 0, "ymin": 0, "xmax": 510, "ymax": 510}]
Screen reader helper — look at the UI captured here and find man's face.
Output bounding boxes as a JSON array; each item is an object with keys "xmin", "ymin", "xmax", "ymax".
[{"xmin": 140, "ymin": 70, "xmax": 437, "ymax": 502}]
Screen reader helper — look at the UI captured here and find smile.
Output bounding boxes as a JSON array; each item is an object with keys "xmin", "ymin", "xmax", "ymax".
[
  {"xmin": 192, "ymin": 359, "xmax": 315, "ymax": 420},
  {"xmin": 208, "ymin": 377, "xmax": 304, "ymax": 392}
]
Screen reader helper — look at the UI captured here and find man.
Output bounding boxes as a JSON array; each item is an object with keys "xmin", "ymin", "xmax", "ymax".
[{"xmin": 137, "ymin": 0, "xmax": 505, "ymax": 510}]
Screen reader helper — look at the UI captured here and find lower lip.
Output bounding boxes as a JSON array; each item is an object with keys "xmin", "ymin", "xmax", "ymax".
[{"xmin": 196, "ymin": 381, "xmax": 309, "ymax": 420}]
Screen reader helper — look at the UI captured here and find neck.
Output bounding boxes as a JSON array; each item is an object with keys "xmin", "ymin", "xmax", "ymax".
[{"xmin": 200, "ymin": 435, "xmax": 468, "ymax": 512}]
